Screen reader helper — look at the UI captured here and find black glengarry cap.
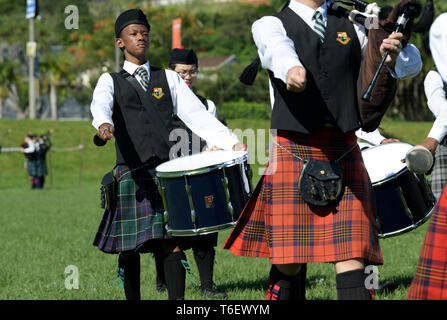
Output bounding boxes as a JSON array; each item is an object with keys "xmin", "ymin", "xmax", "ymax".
[
  {"xmin": 169, "ymin": 48, "xmax": 198, "ymax": 66},
  {"xmin": 115, "ymin": 9, "xmax": 150, "ymax": 38}
]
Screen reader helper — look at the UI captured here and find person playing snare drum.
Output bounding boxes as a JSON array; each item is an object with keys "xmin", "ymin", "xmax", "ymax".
[{"xmin": 152, "ymin": 48, "xmax": 228, "ymax": 299}]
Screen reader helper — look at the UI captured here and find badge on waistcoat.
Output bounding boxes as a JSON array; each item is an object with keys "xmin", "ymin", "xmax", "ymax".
[
  {"xmin": 152, "ymin": 88, "xmax": 165, "ymax": 99},
  {"xmin": 336, "ymin": 32, "xmax": 351, "ymax": 45},
  {"xmin": 204, "ymin": 195, "xmax": 215, "ymax": 208}
]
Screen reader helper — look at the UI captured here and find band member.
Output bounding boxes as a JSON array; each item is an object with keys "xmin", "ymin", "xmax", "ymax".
[
  {"xmin": 407, "ymin": 12, "xmax": 447, "ymax": 300},
  {"xmin": 411, "ymin": 12, "xmax": 447, "ymax": 199},
  {"xmin": 20, "ymin": 134, "xmax": 47, "ymax": 189},
  {"xmin": 223, "ymin": 0, "xmax": 422, "ymax": 300},
  {"xmin": 152, "ymin": 48, "xmax": 227, "ymax": 299},
  {"xmin": 90, "ymin": 9, "xmax": 245, "ymax": 300}
]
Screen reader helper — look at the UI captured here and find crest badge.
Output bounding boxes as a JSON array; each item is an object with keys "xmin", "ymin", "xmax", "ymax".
[
  {"xmin": 336, "ymin": 32, "xmax": 351, "ymax": 45},
  {"xmin": 152, "ymin": 87, "xmax": 165, "ymax": 99},
  {"xmin": 204, "ymin": 195, "xmax": 215, "ymax": 208}
]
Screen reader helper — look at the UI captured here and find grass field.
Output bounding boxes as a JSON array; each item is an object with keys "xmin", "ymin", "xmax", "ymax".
[{"xmin": 0, "ymin": 118, "xmax": 435, "ymax": 300}]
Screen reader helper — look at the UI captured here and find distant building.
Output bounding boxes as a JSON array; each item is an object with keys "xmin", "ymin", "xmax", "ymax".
[{"xmin": 198, "ymin": 55, "xmax": 240, "ymax": 71}]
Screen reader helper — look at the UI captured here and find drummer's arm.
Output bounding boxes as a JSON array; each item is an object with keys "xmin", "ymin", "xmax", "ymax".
[
  {"xmin": 90, "ymin": 73, "xmax": 115, "ymax": 141},
  {"xmin": 166, "ymin": 70, "xmax": 244, "ymax": 151},
  {"xmin": 419, "ymin": 71, "xmax": 447, "ymax": 154}
]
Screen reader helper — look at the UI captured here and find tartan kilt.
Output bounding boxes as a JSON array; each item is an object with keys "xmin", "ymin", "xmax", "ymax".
[
  {"xmin": 93, "ymin": 165, "xmax": 166, "ymax": 254},
  {"xmin": 407, "ymin": 185, "xmax": 447, "ymax": 300},
  {"xmin": 223, "ymin": 128, "xmax": 383, "ymax": 265},
  {"xmin": 26, "ymin": 158, "xmax": 47, "ymax": 177},
  {"xmin": 430, "ymin": 143, "xmax": 447, "ymax": 200}
]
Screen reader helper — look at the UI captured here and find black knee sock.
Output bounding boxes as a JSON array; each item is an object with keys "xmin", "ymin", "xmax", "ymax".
[
  {"xmin": 193, "ymin": 247, "xmax": 215, "ymax": 291},
  {"xmin": 118, "ymin": 252, "xmax": 141, "ymax": 300},
  {"xmin": 267, "ymin": 264, "xmax": 306, "ymax": 300},
  {"xmin": 336, "ymin": 269, "xmax": 373, "ymax": 300},
  {"xmin": 154, "ymin": 250, "xmax": 167, "ymax": 290},
  {"xmin": 164, "ymin": 251, "xmax": 186, "ymax": 300}
]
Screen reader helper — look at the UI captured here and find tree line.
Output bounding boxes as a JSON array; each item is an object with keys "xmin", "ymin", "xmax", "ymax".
[{"xmin": 0, "ymin": 0, "xmax": 445, "ymax": 121}]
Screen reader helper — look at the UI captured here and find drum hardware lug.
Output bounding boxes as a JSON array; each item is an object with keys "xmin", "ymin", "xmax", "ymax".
[
  {"xmin": 375, "ymin": 218, "xmax": 383, "ymax": 236},
  {"xmin": 156, "ymin": 180, "xmax": 169, "ymax": 224},
  {"xmin": 416, "ymin": 173, "xmax": 436, "ymax": 206},
  {"xmin": 221, "ymin": 170, "xmax": 234, "ymax": 219},
  {"xmin": 396, "ymin": 186, "xmax": 415, "ymax": 223},
  {"xmin": 184, "ymin": 178, "xmax": 198, "ymax": 232}
]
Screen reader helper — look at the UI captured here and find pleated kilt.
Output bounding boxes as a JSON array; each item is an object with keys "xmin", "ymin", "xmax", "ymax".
[
  {"xmin": 430, "ymin": 143, "xmax": 447, "ymax": 200},
  {"xmin": 407, "ymin": 185, "xmax": 447, "ymax": 300},
  {"xmin": 93, "ymin": 165, "xmax": 166, "ymax": 254},
  {"xmin": 223, "ymin": 128, "xmax": 383, "ymax": 265},
  {"xmin": 26, "ymin": 158, "xmax": 47, "ymax": 177}
]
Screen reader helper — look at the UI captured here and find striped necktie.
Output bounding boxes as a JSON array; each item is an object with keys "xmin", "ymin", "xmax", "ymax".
[
  {"xmin": 134, "ymin": 66, "xmax": 149, "ymax": 91},
  {"xmin": 313, "ymin": 10, "xmax": 326, "ymax": 42}
]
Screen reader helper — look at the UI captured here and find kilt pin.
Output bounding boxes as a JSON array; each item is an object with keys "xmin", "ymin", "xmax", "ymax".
[
  {"xmin": 223, "ymin": 128, "xmax": 383, "ymax": 266},
  {"xmin": 407, "ymin": 185, "xmax": 447, "ymax": 300},
  {"xmin": 93, "ymin": 165, "xmax": 166, "ymax": 254}
]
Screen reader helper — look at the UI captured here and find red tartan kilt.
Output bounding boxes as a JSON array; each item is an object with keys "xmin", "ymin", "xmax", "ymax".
[
  {"xmin": 223, "ymin": 128, "xmax": 383, "ymax": 265},
  {"xmin": 407, "ymin": 185, "xmax": 447, "ymax": 300}
]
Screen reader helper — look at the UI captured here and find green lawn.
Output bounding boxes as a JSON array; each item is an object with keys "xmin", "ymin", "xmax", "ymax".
[{"xmin": 0, "ymin": 119, "xmax": 435, "ymax": 300}]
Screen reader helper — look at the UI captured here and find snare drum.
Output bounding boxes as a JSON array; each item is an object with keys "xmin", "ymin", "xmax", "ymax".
[
  {"xmin": 362, "ymin": 142, "xmax": 436, "ymax": 238},
  {"xmin": 155, "ymin": 150, "xmax": 252, "ymax": 236}
]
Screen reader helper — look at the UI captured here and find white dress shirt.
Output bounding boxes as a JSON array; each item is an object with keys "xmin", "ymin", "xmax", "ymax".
[
  {"xmin": 90, "ymin": 60, "xmax": 239, "ymax": 151},
  {"xmin": 430, "ymin": 13, "xmax": 447, "ymax": 83},
  {"xmin": 355, "ymin": 128, "xmax": 386, "ymax": 146},
  {"xmin": 423, "ymin": 13, "xmax": 447, "ymax": 143},
  {"xmin": 254, "ymin": 0, "xmax": 422, "ymax": 86}
]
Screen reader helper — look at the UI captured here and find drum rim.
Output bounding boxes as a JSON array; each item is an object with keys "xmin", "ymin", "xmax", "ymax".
[
  {"xmin": 155, "ymin": 152, "xmax": 249, "ymax": 178},
  {"xmin": 362, "ymin": 141, "xmax": 414, "ymax": 184},
  {"xmin": 377, "ymin": 206, "xmax": 435, "ymax": 238},
  {"xmin": 371, "ymin": 166, "xmax": 408, "ymax": 186},
  {"xmin": 166, "ymin": 221, "xmax": 236, "ymax": 236}
]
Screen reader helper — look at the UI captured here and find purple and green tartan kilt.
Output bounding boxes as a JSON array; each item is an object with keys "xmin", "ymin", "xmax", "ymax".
[
  {"xmin": 407, "ymin": 185, "xmax": 447, "ymax": 300},
  {"xmin": 26, "ymin": 158, "xmax": 47, "ymax": 177},
  {"xmin": 223, "ymin": 128, "xmax": 383, "ymax": 265},
  {"xmin": 93, "ymin": 165, "xmax": 167, "ymax": 254}
]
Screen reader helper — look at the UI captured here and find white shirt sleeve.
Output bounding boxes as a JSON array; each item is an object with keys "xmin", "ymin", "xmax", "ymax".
[
  {"xmin": 430, "ymin": 13, "xmax": 447, "ymax": 83},
  {"xmin": 206, "ymin": 99, "xmax": 217, "ymax": 118},
  {"xmin": 424, "ymin": 71, "xmax": 447, "ymax": 142},
  {"xmin": 252, "ymin": 16, "xmax": 302, "ymax": 84},
  {"xmin": 165, "ymin": 70, "xmax": 239, "ymax": 151},
  {"xmin": 90, "ymin": 73, "xmax": 115, "ymax": 130},
  {"xmin": 23, "ymin": 141, "xmax": 36, "ymax": 153},
  {"xmin": 355, "ymin": 128, "xmax": 386, "ymax": 146}
]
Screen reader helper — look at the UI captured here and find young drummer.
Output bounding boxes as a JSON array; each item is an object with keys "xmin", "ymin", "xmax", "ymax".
[
  {"xmin": 90, "ymin": 9, "xmax": 245, "ymax": 300},
  {"xmin": 152, "ymin": 48, "xmax": 227, "ymax": 299}
]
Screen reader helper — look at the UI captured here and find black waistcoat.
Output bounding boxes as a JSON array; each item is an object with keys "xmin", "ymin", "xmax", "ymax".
[
  {"xmin": 270, "ymin": 7, "xmax": 362, "ymax": 133},
  {"xmin": 110, "ymin": 66, "xmax": 184, "ymax": 166}
]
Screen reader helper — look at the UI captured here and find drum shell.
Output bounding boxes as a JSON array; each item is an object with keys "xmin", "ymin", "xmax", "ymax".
[
  {"xmin": 373, "ymin": 168, "xmax": 435, "ymax": 238},
  {"xmin": 156, "ymin": 158, "xmax": 252, "ymax": 236}
]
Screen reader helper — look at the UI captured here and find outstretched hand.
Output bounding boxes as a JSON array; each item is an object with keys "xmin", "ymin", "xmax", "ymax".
[
  {"xmin": 286, "ymin": 66, "xmax": 307, "ymax": 93},
  {"xmin": 98, "ymin": 123, "xmax": 115, "ymax": 141}
]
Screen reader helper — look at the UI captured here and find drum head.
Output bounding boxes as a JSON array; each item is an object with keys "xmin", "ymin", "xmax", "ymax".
[
  {"xmin": 156, "ymin": 150, "xmax": 248, "ymax": 175},
  {"xmin": 361, "ymin": 142, "xmax": 413, "ymax": 184}
]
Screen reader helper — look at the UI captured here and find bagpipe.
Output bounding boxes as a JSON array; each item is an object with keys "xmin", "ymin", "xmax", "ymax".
[{"xmin": 240, "ymin": 0, "xmax": 434, "ymax": 131}]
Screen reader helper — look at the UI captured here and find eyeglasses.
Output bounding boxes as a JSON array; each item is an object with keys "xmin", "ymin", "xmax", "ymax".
[{"xmin": 177, "ymin": 70, "xmax": 198, "ymax": 77}]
